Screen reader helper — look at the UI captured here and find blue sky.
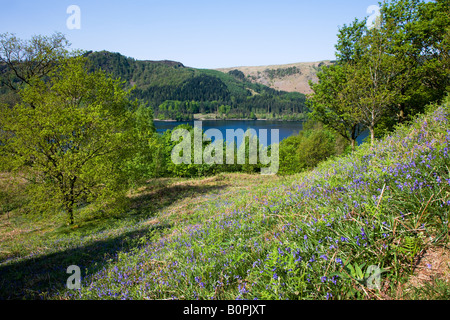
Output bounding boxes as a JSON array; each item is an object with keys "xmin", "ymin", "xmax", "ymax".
[{"xmin": 0, "ymin": 0, "xmax": 382, "ymax": 69}]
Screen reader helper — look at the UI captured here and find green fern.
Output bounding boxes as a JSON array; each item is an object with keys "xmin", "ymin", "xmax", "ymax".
[
  {"xmin": 365, "ymin": 203, "xmax": 382, "ymax": 218},
  {"xmin": 395, "ymin": 236, "xmax": 423, "ymax": 273}
]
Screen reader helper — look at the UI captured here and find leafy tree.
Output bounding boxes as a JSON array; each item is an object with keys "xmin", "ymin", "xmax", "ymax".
[
  {"xmin": 0, "ymin": 32, "xmax": 73, "ymax": 93},
  {"xmin": 124, "ymin": 103, "xmax": 165, "ymax": 182},
  {"xmin": 334, "ymin": 18, "xmax": 368, "ymax": 64},
  {"xmin": 308, "ymin": 63, "xmax": 364, "ymax": 151},
  {"xmin": 310, "ymin": 0, "xmax": 449, "ymax": 147},
  {"xmin": 0, "ymin": 57, "xmax": 140, "ymax": 225},
  {"xmin": 346, "ymin": 27, "xmax": 405, "ymax": 147},
  {"xmin": 374, "ymin": 0, "xmax": 450, "ymax": 133}
]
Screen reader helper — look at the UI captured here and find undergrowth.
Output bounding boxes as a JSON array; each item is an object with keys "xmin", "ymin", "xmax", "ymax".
[{"xmin": 0, "ymin": 98, "xmax": 449, "ymax": 300}]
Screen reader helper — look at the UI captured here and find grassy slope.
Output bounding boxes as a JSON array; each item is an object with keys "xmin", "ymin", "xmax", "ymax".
[{"xmin": 0, "ymin": 99, "xmax": 449, "ymax": 300}]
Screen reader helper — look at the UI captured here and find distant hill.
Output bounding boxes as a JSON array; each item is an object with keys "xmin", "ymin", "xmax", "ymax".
[
  {"xmin": 82, "ymin": 51, "xmax": 308, "ymax": 121},
  {"xmin": 0, "ymin": 51, "xmax": 310, "ymax": 121},
  {"xmin": 215, "ymin": 61, "xmax": 335, "ymax": 95}
]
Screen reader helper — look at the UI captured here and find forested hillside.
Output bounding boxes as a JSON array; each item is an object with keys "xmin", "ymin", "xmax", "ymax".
[{"xmin": 84, "ymin": 51, "xmax": 307, "ymax": 120}]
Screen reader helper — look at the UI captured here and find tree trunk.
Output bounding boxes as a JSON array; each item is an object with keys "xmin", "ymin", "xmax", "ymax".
[
  {"xmin": 399, "ymin": 104, "xmax": 405, "ymax": 123},
  {"xmin": 370, "ymin": 126, "xmax": 375, "ymax": 148},
  {"xmin": 67, "ymin": 205, "xmax": 74, "ymax": 225},
  {"xmin": 350, "ymin": 124, "xmax": 357, "ymax": 152},
  {"xmin": 65, "ymin": 177, "xmax": 77, "ymax": 225}
]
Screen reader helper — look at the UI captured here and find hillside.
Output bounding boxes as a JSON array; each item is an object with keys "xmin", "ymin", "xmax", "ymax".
[
  {"xmin": 83, "ymin": 51, "xmax": 308, "ymax": 121},
  {"xmin": 215, "ymin": 60, "xmax": 335, "ymax": 95},
  {"xmin": 0, "ymin": 51, "xmax": 308, "ymax": 121},
  {"xmin": 1, "ymin": 97, "xmax": 449, "ymax": 300}
]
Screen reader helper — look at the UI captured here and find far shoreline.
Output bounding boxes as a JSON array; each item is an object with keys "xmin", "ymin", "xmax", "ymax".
[{"xmin": 153, "ymin": 117, "xmax": 306, "ymax": 122}]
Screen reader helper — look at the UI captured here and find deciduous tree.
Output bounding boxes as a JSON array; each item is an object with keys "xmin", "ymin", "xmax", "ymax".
[{"xmin": 0, "ymin": 57, "xmax": 139, "ymax": 224}]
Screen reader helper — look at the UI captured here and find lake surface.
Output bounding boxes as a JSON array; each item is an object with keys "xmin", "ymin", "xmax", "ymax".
[
  {"xmin": 154, "ymin": 119, "xmax": 369, "ymax": 147},
  {"xmin": 154, "ymin": 120, "xmax": 304, "ymax": 146}
]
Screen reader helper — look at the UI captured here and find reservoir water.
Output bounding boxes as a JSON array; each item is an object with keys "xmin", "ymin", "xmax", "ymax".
[
  {"xmin": 154, "ymin": 119, "xmax": 369, "ymax": 147},
  {"xmin": 154, "ymin": 120, "xmax": 304, "ymax": 146}
]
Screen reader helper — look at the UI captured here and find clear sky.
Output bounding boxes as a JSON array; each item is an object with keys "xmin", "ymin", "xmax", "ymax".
[{"xmin": 0, "ymin": 0, "xmax": 382, "ymax": 69}]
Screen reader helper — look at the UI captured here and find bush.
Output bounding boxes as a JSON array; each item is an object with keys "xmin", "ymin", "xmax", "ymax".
[{"xmin": 278, "ymin": 120, "xmax": 346, "ymax": 175}]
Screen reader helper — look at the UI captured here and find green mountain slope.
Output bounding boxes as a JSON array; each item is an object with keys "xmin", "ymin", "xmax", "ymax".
[{"xmin": 84, "ymin": 51, "xmax": 307, "ymax": 120}]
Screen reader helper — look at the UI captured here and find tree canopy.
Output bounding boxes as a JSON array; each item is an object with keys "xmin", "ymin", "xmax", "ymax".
[
  {"xmin": 0, "ymin": 56, "xmax": 147, "ymax": 224},
  {"xmin": 309, "ymin": 0, "xmax": 449, "ymax": 148}
]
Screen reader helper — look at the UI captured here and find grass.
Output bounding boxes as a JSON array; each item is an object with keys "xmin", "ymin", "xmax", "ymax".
[
  {"xmin": 405, "ymin": 278, "xmax": 450, "ymax": 300},
  {"xmin": 0, "ymin": 98, "xmax": 449, "ymax": 300}
]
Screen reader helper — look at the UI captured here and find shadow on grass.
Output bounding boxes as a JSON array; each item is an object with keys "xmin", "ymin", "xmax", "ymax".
[
  {"xmin": 0, "ymin": 181, "xmax": 229, "ymax": 300},
  {"xmin": 0, "ymin": 224, "xmax": 170, "ymax": 300},
  {"xmin": 128, "ymin": 178, "xmax": 230, "ymax": 214}
]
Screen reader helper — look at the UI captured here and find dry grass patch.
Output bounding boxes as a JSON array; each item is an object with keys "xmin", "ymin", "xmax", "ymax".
[{"xmin": 409, "ymin": 245, "xmax": 450, "ymax": 287}]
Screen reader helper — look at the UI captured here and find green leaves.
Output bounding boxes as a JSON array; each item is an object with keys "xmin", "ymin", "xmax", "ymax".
[
  {"xmin": 277, "ymin": 119, "xmax": 345, "ymax": 175},
  {"xmin": 333, "ymin": 261, "xmax": 386, "ymax": 290},
  {"xmin": 335, "ymin": 18, "xmax": 368, "ymax": 64},
  {"xmin": 0, "ymin": 32, "xmax": 74, "ymax": 92},
  {"xmin": 394, "ymin": 235, "xmax": 423, "ymax": 273},
  {"xmin": 395, "ymin": 236, "xmax": 422, "ymax": 259},
  {"xmin": 0, "ymin": 56, "xmax": 143, "ymax": 224},
  {"xmin": 311, "ymin": 0, "xmax": 450, "ymax": 149},
  {"xmin": 309, "ymin": 63, "xmax": 364, "ymax": 151}
]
